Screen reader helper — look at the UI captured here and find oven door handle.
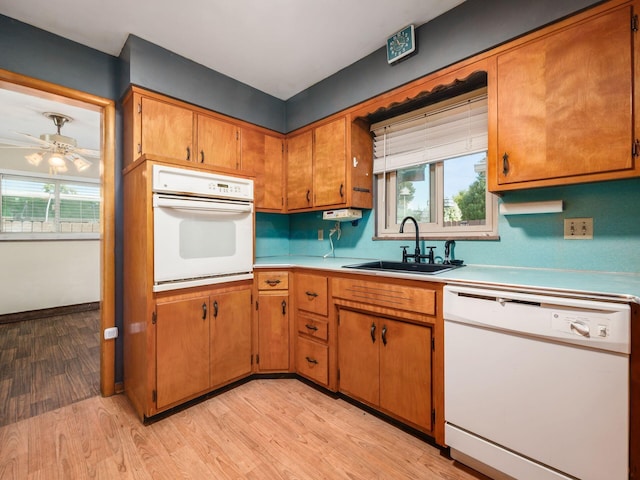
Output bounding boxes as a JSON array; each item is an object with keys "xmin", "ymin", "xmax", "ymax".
[{"xmin": 153, "ymin": 195, "xmax": 252, "ymax": 213}]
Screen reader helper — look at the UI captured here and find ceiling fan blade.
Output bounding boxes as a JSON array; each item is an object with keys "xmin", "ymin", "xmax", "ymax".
[
  {"xmin": 74, "ymin": 147, "xmax": 100, "ymax": 158},
  {"xmin": 15, "ymin": 132, "xmax": 53, "ymax": 148}
]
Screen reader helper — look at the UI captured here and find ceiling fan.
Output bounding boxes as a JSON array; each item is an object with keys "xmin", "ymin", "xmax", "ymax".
[{"xmin": 2, "ymin": 112, "xmax": 99, "ymax": 174}]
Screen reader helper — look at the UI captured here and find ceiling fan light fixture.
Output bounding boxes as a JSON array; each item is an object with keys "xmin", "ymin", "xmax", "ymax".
[
  {"xmin": 72, "ymin": 156, "xmax": 91, "ymax": 172},
  {"xmin": 25, "ymin": 152, "xmax": 44, "ymax": 166},
  {"xmin": 48, "ymin": 153, "xmax": 65, "ymax": 167}
]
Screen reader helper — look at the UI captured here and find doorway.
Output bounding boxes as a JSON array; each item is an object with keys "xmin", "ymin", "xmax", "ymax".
[{"xmin": 0, "ymin": 69, "xmax": 116, "ymax": 421}]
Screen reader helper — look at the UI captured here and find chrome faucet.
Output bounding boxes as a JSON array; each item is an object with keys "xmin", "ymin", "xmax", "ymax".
[
  {"xmin": 399, "ymin": 216, "xmax": 436, "ymax": 263},
  {"xmin": 444, "ymin": 240, "xmax": 455, "ymax": 264}
]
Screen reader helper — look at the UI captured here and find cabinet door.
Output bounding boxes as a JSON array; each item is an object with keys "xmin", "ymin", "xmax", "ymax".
[
  {"xmin": 241, "ymin": 128, "xmax": 284, "ymax": 211},
  {"xmin": 197, "ymin": 114, "xmax": 239, "ymax": 169},
  {"xmin": 314, "ymin": 117, "xmax": 346, "ymax": 207},
  {"xmin": 496, "ymin": 6, "xmax": 633, "ymax": 186},
  {"xmin": 286, "ymin": 130, "xmax": 313, "ymax": 210},
  {"xmin": 338, "ymin": 310, "xmax": 379, "ymax": 406},
  {"xmin": 379, "ymin": 320, "xmax": 432, "ymax": 430},
  {"xmin": 140, "ymin": 97, "xmax": 193, "ymax": 162},
  {"xmin": 156, "ymin": 296, "xmax": 210, "ymax": 409},
  {"xmin": 257, "ymin": 293, "xmax": 290, "ymax": 371},
  {"xmin": 210, "ymin": 289, "xmax": 252, "ymax": 387}
]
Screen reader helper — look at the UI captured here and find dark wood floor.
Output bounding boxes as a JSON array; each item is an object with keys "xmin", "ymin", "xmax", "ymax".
[{"xmin": 0, "ymin": 309, "xmax": 100, "ymax": 427}]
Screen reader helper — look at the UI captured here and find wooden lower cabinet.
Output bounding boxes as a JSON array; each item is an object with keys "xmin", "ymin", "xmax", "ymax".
[
  {"xmin": 156, "ymin": 295, "xmax": 211, "ymax": 409},
  {"xmin": 210, "ymin": 289, "xmax": 253, "ymax": 388},
  {"xmin": 255, "ymin": 271, "xmax": 291, "ymax": 372},
  {"xmin": 150, "ymin": 284, "xmax": 252, "ymax": 415},
  {"xmin": 338, "ymin": 309, "xmax": 433, "ymax": 432}
]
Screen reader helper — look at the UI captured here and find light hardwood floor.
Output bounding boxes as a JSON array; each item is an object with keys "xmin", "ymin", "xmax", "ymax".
[{"xmin": 0, "ymin": 379, "xmax": 488, "ymax": 479}]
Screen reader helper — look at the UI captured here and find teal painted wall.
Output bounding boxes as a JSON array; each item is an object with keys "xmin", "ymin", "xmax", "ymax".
[{"xmin": 257, "ymin": 178, "xmax": 640, "ymax": 273}]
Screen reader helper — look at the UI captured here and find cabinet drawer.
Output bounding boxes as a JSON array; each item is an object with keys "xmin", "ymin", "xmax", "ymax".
[
  {"xmin": 332, "ymin": 277, "xmax": 436, "ymax": 316},
  {"xmin": 296, "ymin": 336, "xmax": 328, "ymax": 386},
  {"xmin": 297, "ymin": 314, "xmax": 328, "ymax": 341},
  {"xmin": 295, "ymin": 273, "xmax": 328, "ymax": 316},
  {"xmin": 256, "ymin": 271, "xmax": 289, "ymax": 290}
]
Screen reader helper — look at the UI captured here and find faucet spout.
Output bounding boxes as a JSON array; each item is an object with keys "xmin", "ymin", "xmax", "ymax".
[{"xmin": 399, "ymin": 216, "xmax": 421, "ymax": 262}]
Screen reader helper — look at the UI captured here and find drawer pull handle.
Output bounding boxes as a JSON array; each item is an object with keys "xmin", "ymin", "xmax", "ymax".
[
  {"xmin": 305, "ymin": 324, "xmax": 318, "ymax": 331},
  {"xmin": 265, "ymin": 279, "xmax": 281, "ymax": 286},
  {"xmin": 305, "ymin": 356, "xmax": 318, "ymax": 365},
  {"xmin": 305, "ymin": 291, "xmax": 318, "ymax": 298}
]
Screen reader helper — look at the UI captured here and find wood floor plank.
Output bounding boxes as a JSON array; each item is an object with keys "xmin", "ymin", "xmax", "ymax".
[{"xmin": 0, "ymin": 378, "xmax": 488, "ymax": 479}]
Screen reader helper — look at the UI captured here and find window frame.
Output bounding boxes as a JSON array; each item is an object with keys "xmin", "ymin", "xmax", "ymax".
[
  {"xmin": 0, "ymin": 169, "xmax": 101, "ymax": 241},
  {"xmin": 372, "ymin": 90, "xmax": 498, "ymax": 241}
]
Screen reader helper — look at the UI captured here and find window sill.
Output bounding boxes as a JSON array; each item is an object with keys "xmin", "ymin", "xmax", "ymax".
[
  {"xmin": 0, "ymin": 233, "xmax": 100, "ymax": 241},
  {"xmin": 373, "ymin": 234, "xmax": 500, "ymax": 241}
]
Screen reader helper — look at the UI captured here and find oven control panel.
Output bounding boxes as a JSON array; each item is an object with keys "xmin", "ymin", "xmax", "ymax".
[{"xmin": 152, "ymin": 164, "xmax": 253, "ymax": 201}]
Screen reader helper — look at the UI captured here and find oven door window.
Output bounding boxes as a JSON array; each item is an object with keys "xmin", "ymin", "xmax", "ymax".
[{"xmin": 180, "ymin": 216, "xmax": 236, "ymax": 258}]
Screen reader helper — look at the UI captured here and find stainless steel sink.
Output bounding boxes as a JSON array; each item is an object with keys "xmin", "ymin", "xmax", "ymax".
[{"xmin": 342, "ymin": 260, "xmax": 461, "ymax": 275}]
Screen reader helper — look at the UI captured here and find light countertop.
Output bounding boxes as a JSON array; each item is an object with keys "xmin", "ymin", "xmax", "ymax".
[{"xmin": 255, "ymin": 255, "xmax": 640, "ymax": 303}]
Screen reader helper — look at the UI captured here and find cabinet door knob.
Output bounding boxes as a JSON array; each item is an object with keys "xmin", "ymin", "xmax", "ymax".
[
  {"xmin": 213, "ymin": 300, "xmax": 219, "ymax": 318},
  {"xmin": 201, "ymin": 302, "xmax": 207, "ymax": 320},
  {"xmin": 381, "ymin": 325, "xmax": 388, "ymax": 346},
  {"xmin": 200, "ymin": 150, "xmax": 205, "ymax": 163},
  {"xmin": 306, "ymin": 190, "xmax": 311, "ymax": 203},
  {"xmin": 186, "ymin": 146, "xmax": 191, "ymax": 161},
  {"xmin": 339, "ymin": 183, "xmax": 344, "ymax": 198},
  {"xmin": 502, "ymin": 152, "xmax": 510, "ymax": 175},
  {"xmin": 281, "ymin": 300, "xmax": 287, "ymax": 315},
  {"xmin": 370, "ymin": 322, "xmax": 376, "ymax": 343}
]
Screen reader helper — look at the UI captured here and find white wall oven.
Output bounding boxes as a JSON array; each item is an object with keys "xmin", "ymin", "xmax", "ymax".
[{"xmin": 152, "ymin": 165, "xmax": 254, "ymax": 292}]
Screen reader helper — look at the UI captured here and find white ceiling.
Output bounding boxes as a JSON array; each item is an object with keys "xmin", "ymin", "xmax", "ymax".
[{"xmin": 0, "ymin": 0, "xmax": 465, "ymax": 100}]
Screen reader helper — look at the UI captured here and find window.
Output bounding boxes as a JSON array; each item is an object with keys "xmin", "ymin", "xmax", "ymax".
[
  {"xmin": 373, "ymin": 88, "xmax": 497, "ymax": 239},
  {"xmin": 0, "ymin": 173, "xmax": 100, "ymax": 239}
]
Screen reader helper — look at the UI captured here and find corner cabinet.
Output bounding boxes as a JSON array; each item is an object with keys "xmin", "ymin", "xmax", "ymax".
[
  {"xmin": 254, "ymin": 271, "xmax": 291, "ymax": 372},
  {"xmin": 489, "ymin": 2, "xmax": 639, "ymax": 191},
  {"xmin": 286, "ymin": 115, "xmax": 373, "ymax": 212},
  {"xmin": 122, "ymin": 87, "xmax": 285, "ymax": 212}
]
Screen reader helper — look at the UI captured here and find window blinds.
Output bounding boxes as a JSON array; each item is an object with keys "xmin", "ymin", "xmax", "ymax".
[{"xmin": 371, "ymin": 92, "xmax": 488, "ymax": 175}]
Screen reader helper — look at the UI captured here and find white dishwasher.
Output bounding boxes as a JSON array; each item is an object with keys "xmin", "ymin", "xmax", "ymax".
[{"xmin": 443, "ymin": 284, "xmax": 630, "ymax": 480}]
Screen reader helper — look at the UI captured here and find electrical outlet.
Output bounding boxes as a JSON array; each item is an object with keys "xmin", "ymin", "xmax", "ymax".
[
  {"xmin": 104, "ymin": 326, "xmax": 119, "ymax": 340},
  {"xmin": 317, "ymin": 229, "xmax": 323, "ymax": 241},
  {"xmin": 564, "ymin": 218, "xmax": 593, "ymax": 240}
]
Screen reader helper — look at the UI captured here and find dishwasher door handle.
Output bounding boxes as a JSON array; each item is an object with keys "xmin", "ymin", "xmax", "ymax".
[{"xmin": 570, "ymin": 321, "xmax": 590, "ymax": 337}]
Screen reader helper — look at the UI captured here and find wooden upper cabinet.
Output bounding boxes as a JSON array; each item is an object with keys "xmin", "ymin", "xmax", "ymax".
[
  {"xmin": 491, "ymin": 4, "xmax": 635, "ymax": 191},
  {"xmin": 196, "ymin": 114, "xmax": 239, "ymax": 169},
  {"xmin": 241, "ymin": 128, "xmax": 284, "ymax": 211},
  {"xmin": 286, "ymin": 115, "xmax": 373, "ymax": 212},
  {"xmin": 139, "ymin": 96, "xmax": 194, "ymax": 162},
  {"xmin": 313, "ymin": 117, "xmax": 346, "ymax": 207},
  {"xmin": 286, "ymin": 130, "xmax": 314, "ymax": 210}
]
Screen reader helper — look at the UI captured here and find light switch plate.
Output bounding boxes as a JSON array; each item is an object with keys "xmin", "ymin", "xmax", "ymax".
[{"xmin": 564, "ymin": 218, "xmax": 593, "ymax": 239}]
